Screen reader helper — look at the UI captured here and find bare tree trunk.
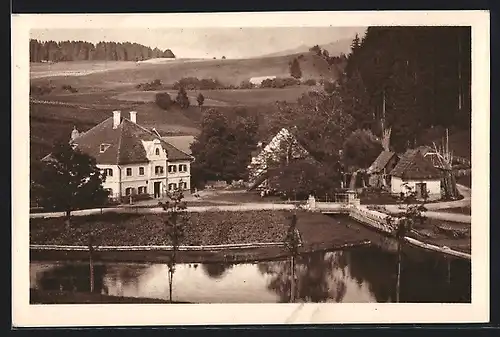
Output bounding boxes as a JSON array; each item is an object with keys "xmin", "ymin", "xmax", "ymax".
[
  {"xmin": 396, "ymin": 242, "xmax": 401, "ymax": 303},
  {"xmin": 290, "ymin": 255, "xmax": 296, "ymax": 303},
  {"xmin": 65, "ymin": 209, "xmax": 71, "ymax": 227},
  {"xmin": 168, "ymin": 269, "xmax": 173, "ymax": 303},
  {"xmin": 89, "ymin": 250, "xmax": 94, "ymax": 293},
  {"xmin": 447, "ymin": 258, "xmax": 451, "ymax": 284}
]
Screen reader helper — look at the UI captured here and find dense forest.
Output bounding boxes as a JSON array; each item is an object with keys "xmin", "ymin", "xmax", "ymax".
[
  {"xmin": 340, "ymin": 26, "xmax": 471, "ymax": 152},
  {"xmin": 259, "ymin": 26, "xmax": 471, "ymax": 168},
  {"xmin": 29, "ymin": 39, "xmax": 175, "ymax": 62}
]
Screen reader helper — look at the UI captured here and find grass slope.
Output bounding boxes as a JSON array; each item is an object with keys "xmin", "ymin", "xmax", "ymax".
[{"xmin": 31, "ymin": 52, "xmax": 340, "ymax": 88}]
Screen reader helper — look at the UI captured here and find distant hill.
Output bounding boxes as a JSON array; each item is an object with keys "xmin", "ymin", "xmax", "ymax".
[
  {"xmin": 261, "ymin": 37, "xmax": 354, "ymax": 58},
  {"xmin": 31, "ymin": 51, "xmax": 342, "ymax": 87}
]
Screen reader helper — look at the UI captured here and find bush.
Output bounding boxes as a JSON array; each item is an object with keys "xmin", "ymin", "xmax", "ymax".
[
  {"xmin": 302, "ymin": 79, "xmax": 317, "ymax": 86},
  {"xmin": 260, "ymin": 77, "xmax": 300, "ymax": 89},
  {"xmin": 239, "ymin": 80, "xmax": 255, "ymax": 89},
  {"xmin": 155, "ymin": 92, "xmax": 174, "ymax": 110},
  {"xmin": 62, "ymin": 84, "xmax": 78, "ymax": 93},
  {"xmin": 173, "ymin": 77, "xmax": 225, "ymax": 90},
  {"xmin": 137, "ymin": 79, "xmax": 163, "ymax": 91}
]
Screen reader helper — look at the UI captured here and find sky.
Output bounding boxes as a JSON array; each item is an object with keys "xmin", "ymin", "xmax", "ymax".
[{"xmin": 30, "ymin": 27, "xmax": 366, "ymax": 59}]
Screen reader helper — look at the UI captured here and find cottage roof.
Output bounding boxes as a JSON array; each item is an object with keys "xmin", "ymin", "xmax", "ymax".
[
  {"xmin": 161, "ymin": 135, "xmax": 196, "ymax": 156},
  {"xmin": 390, "ymin": 150, "xmax": 441, "ymax": 180},
  {"xmin": 72, "ymin": 116, "xmax": 193, "ymax": 165},
  {"xmin": 367, "ymin": 151, "xmax": 397, "ymax": 174}
]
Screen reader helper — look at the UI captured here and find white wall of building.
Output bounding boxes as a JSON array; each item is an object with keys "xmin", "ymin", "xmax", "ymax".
[{"xmin": 390, "ymin": 176, "xmax": 441, "ymax": 200}]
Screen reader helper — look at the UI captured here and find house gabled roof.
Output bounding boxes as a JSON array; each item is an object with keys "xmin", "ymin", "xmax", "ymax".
[
  {"xmin": 161, "ymin": 135, "xmax": 196, "ymax": 156},
  {"xmin": 71, "ymin": 116, "xmax": 193, "ymax": 165},
  {"xmin": 367, "ymin": 151, "xmax": 397, "ymax": 174},
  {"xmin": 390, "ymin": 149, "xmax": 441, "ymax": 180}
]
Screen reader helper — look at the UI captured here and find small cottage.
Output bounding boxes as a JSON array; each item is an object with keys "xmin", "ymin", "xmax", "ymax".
[
  {"xmin": 366, "ymin": 150, "xmax": 399, "ymax": 189},
  {"xmin": 389, "ymin": 150, "xmax": 442, "ymax": 201}
]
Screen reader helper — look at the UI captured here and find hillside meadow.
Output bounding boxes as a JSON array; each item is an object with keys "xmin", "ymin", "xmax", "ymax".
[{"xmin": 30, "ymin": 51, "xmax": 340, "ymax": 88}]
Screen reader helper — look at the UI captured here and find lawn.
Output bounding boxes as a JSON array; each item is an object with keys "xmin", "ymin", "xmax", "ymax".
[
  {"xmin": 112, "ymin": 87, "xmax": 312, "ymax": 106},
  {"xmin": 30, "ymin": 289, "xmax": 180, "ymax": 304},
  {"xmin": 439, "ymin": 206, "xmax": 471, "ymax": 215},
  {"xmin": 30, "ymin": 210, "xmax": 373, "ymax": 251},
  {"xmin": 30, "ymin": 52, "xmax": 340, "ymax": 88},
  {"xmin": 30, "ymin": 211, "xmax": 291, "ymax": 246}
]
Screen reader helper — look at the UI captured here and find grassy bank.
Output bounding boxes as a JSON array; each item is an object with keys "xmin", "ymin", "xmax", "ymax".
[
  {"xmin": 30, "ymin": 210, "xmax": 292, "ymax": 246},
  {"xmin": 30, "ymin": 211, "xmax": 375, "ymax": 263},
  {"xmin": 30, "ymin": 289, "xmax": 186, "ymax": 304}
]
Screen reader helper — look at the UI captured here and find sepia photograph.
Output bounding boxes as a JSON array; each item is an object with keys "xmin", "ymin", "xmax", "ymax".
[{"xmin": 12, "ymin": 11, "xmax": 489, "ymax": 326}]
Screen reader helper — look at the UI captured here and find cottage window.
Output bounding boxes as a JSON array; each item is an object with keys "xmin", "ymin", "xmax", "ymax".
[
  {"xmin": 102, "ymin": 168, "xmax": 113, "ymax": 177},
  {"xmin": 125, "ymin": 187, "xmax": 135, "ymax": 196},
  {"xmin": 179, "ymin": 164, "xmax": 188, "ymax": 173},
  {"xmin": 126, "ymin": 168, "xmax": 132, "ymax": 176},
  {"xmin": 155, "ymin": 148, "xmax": 160, "ymax": 156},
  {"xmin": 139, "ymin": 167, "xmax": 145, "ymax": 175},
  {"xmin": 138, "ymin": 186, "xmax": 147, "ymax": 194},
  {"xmin": 155, "ymin": 166, "xmax": 164, "ymax": 175},
  {"xmin": 100, "ymin": 143, "xmax": 111, "ymax": 153},
  {"xmin": 168, "ymin": 183, "xmax": 177, "ymax": 191},
  {"xmin": 181, "ymin": 182, "xmax": 188, "ymax": 190},
  {"xmin": 168, "ymin": 165, "xmax": 177, "ymax": 173}
]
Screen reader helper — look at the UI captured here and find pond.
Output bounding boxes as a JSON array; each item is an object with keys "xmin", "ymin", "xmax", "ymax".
[{"xmin": 30, "ymin": 244, "xmax": 471, "ymax": 303}]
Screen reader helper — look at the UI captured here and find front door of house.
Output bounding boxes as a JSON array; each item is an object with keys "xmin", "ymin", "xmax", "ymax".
[
  {"xmin": 415, "ymin": 183, "xmax": 427, "ymax": 199},
  {"xmin": 154, "ymin": 181, "xmax": 161, "ymax": 198}
]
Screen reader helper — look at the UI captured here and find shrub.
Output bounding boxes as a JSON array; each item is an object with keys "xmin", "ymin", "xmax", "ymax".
[
  {"xmin": 155, "ymin": 92, "xmax": 174, "ymax": 110},
  {"xmin": 302, "ymin": 79, "xmax": 317, "ymax": 86},
  {"xmin": 239, "ymin": 80, "xmax": 255, "ymax": 89}
]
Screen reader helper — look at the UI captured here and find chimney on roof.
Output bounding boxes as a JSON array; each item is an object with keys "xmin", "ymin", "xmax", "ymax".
[
  {"xmin": 129, "ymin": 111, "xmax": 137, "ymax": 124},
  {"xmin": 113, "ymin": 111, "xmax": 121, "ymax": 129}
]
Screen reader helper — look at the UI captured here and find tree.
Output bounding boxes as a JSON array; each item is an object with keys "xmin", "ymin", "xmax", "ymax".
[
  {"xmin": 222, "ymin": 56, "xmax": 226, "ymax": 59},
  {"xmin": 283, "ymin": 211, "xmax": 301, "ymax": 302},
  {"xmin": 190, "ymin": 108, "xmax": 259, "ymax": 186},
  {"xmin": 309, "ymin": 45, "xmax": 322, "ymax": 56},
  {"xmin": 239, "ymin": 80, "xmax": 255, "ymax": 89},
  {"xmin": 386, "ymin": 183, "xmax": 428, "ymax": 302},
  {"xmin": 289, "ymin": 58, "xmax": 302, "ymax": 79},
  {"xmin": 196, "ymin": 93, "xmax": 205, "ymax": 109},
  {"xmin": 159, "ymin": 186, "xmax": 187, "ymax": 303},
  {"xmin": 175, "ymin": 86, "xmax": 190, "ymax": 109},
  {"xmin": 342, "ymin": 129, "xmax": 383, "ymax": 170},
  {"xmin": 155, "ymin": 92, "xmax": 173, "ymax": 110},
  {"xmin": 31, "ymin": 141, "xmax": 109, "ymax": 225}
]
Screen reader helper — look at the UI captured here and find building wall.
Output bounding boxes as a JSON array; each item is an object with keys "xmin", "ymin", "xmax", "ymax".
[
  {"xmin": 390, "ymin": 176, "xmax": 441, "ymax": 200},
  {"xmin": 167, "ymin": 160, "xmax": 191, "ymax": 191}
]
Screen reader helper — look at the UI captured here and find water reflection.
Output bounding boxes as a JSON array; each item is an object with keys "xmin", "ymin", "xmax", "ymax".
[
  {"xmin": 202, "ymin": 263, "xmax": 234, "ymax": 279},
  {"xmin": 30, "ymin": 246, "xmax": 471, "ymax": 303}
]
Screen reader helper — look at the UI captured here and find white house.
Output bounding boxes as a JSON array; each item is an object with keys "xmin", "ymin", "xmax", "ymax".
[
  {"xmin": 249, "ymin": 75, "xmax": 277, "ymax": 86},
  {"xmin": 389, "ymin": 149, "xmax": 442, "ymax": 200},
  {"xmin": 247, "ymin": 127, "xmax": 310, "ymax": 190},
  {"xmin": 64, "ymin": 110, "xmax": 193, "ymax": 200}
]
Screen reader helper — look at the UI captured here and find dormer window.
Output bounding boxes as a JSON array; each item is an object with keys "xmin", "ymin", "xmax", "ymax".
[{"xmin": 100, "ymin": 143, "xmax": 111, "ymax": 153}]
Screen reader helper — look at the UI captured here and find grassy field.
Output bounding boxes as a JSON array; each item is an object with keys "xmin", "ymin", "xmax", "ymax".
[
  {"xmin": 112, "ymin": 86, "xmax": 313, "ymax": 106},
  {"xmin": 30, "ymin": 52, "xmax": 340, "ymax": 88},
  {"xmin": 29, "ymin": 101, "xmax": 201, "ymax": 161},
  {"xmin": 30, "ymin": 211, "xmax": 291, "ymax": 246}
]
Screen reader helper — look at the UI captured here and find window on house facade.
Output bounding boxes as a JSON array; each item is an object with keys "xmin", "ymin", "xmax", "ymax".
[
  {"xmin": 155, "ymin": 166, "xmax": 164, "ymax": 175},
  {"xmin": 168, "ymin": 183, "xmax": 177, "ymax": 191},
  {"xmin": 139, "ymin": 167, "xmax": 145, "ymax": 175},
  {"xmin": 125, "ymin": 187, "xmax": 135, "ymax": 196},
  {"xmin": 181, "ymin": 182, "xmax": 188, "ymax": 190},
  {"xmin": 168, "ymin": 165, "xmax": 177, "ymax": 173},
  {"xmin": 100, "ymin": 143, "xmax": 111, "ymax": 153},
  {"xmin": 138, "ymin": 186, "xmax": 147, "ymax": 194},
  {"xmin": 179, "ymin": 164, "xmax": 188, "ymax": 173},
  {"xmin": 126, "ymin": 168, "xmax": 132, "ymax": 176},
  {"xmin": 155, "ymin": 148, "xmax": 160, "ymax": 156}
]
